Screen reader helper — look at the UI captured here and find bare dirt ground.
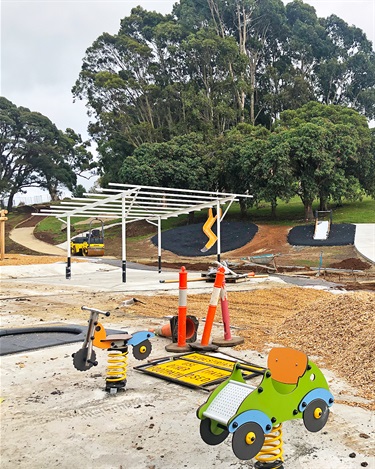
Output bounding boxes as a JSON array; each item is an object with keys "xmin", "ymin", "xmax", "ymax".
[{"xmin": 1, "ymin": 211, "xmax": 374, "ymax": 468}]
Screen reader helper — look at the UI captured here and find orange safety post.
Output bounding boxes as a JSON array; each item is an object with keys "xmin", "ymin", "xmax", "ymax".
[
  {"xmin": 200, "ymin": 267, "xmax": 226, "ymax": 346},
  {"xmin": 220, "ymin": 277, "xmax": 232, "ymax": 341},
  {"xmin": 212, "ymin": 275, "xmax": 244, "ymax": 347},
  {"xmin": 165, "ymin": 266, "xmax": 192, "ymax": 352}
]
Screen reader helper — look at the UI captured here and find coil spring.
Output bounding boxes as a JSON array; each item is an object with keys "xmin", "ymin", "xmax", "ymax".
[
  {"xmin": 254, "ymin": 424, "xmax": 284, "ymax": 469},
  {"xmin": 106, "ymin": 349, "xmax": 128, "ymax": 383}
]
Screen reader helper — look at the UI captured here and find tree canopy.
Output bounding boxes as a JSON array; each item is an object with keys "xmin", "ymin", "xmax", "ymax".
[
  {"xmin": 73, "ymin": 1, "xmax": 374, "ymax": 156},
  {"xmin": 0, "ymin": 97, "xmax": 95, "ymax": 211}
]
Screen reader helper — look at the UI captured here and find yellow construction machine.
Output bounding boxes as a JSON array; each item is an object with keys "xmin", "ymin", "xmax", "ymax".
[{"xmin": 70, "ymin": 218, "xmax": 105, "ymax": 257}]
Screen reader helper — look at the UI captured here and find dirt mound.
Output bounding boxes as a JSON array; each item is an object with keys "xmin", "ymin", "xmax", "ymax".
[
  {"xmin": 275, "ymin": 291, "xmax": 375, "ymax": 407},
  {"xmin": 329, "ymin": 258, "xmax": 372, "ymax": 270}
]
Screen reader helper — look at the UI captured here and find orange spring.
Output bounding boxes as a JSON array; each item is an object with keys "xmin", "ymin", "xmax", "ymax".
[
  {"xmin": 255, "ymin": 424, "xmax": 284, "ymax": 465},
  {"xmin": 106, "ymin": 350, "xmax": 128, "ymax": 382}
]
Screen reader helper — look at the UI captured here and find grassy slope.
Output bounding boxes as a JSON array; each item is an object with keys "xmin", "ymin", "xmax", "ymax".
[{"xmin": 6, "ymin": 196, "xmax": 375, "ymax": 250}]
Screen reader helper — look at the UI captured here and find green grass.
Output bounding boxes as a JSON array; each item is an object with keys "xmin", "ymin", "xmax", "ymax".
[
  {"xmin": 327, "ymin": 198, "xmax": 375, "ymax": 223},
  {"xmin": 225, "ymin": 196, "xmax": 375, "ymax": 225},
  {"xmin": 28, "ymin": 195, "xmax": 375, "ymax": 241}
]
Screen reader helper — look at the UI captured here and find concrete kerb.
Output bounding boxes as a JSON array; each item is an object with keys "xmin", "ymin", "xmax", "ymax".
[{"xmin": 354, "ymin": 223, "xmax": 375, "ymax": 265}]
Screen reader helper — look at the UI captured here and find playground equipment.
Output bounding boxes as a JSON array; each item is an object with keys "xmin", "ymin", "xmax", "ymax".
[
  {"xmin": 70, "ymin": 218, "xmax": 105, "ymax": 256},
  {"xmin": 197, "ymin": 347, "xmax": 334, "ymax": 467},
  {"xmin": 313, "ymin": 210, "xmax": 332, "ymax": 240},
  {"xmin": 205, "ymin": 261, "xmax": 259, "ymax": 283},
  {"xmin": 243, "ymin": 253, "xmax": 279, "ymax": 272},
  {"xmin": 201, "ymin": 208, "xmax": 222, "ymax": 252},
  {"xmin": 72, "ymin": 306, "xmax": 154, "ymax": 393}
]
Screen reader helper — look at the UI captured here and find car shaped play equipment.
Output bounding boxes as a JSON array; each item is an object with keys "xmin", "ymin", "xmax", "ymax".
[
  {"xmin": 196, "ymin": 347, "xmax": 334, "ymax": 467},
  {"xmin": 70, "ymin": 218, "xmax": 105, "ymax": 257}
]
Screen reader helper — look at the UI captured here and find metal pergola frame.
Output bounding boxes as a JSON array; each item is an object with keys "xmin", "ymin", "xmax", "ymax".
[{"xmin": 32, "ymin": 184, "xmax": 253, "ymax": 282}]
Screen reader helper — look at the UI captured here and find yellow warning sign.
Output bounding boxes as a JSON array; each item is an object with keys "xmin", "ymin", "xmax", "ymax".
[
  {"xmin": 178, "ymin": 367, "xmax": 229, "ymax": 386},
  {"xmin": 183, "ymin": 353, "xmax": 239, "ymax": 370},
  {"xmin": 147, "ymin": 361, "xmax": 208, "ymax": 380},
  {"xmin": 136, "ymin": 352, "xmax": 265, "ymax": 389}
]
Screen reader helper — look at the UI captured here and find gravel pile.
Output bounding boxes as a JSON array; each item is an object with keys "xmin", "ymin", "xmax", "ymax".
[{"xmin": 275, "ymin": 291, "xmax": 375, "ymax": 407}]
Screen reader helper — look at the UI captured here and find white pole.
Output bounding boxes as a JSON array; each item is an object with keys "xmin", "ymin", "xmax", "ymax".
[
  {"xmin": 216, "ymin": 200, "xmax": 221, "ymax": 263},
  {"xmin": 158, "ymin": 216, "xmax": 162, "ymax": 273},
  {"xmin": 122, "ymin": 195, "xmax": 126, "ymax": 282},
  {"xmin": 66, "ymin": 215, "xmax": 71, "ymax": 279}
]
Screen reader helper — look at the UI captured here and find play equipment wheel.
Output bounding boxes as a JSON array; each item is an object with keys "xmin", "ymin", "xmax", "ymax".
[
  {"xmin": 303, "ymin": 399, "xmax": 329, "ymax": 432},
  {"xmin": 232, "ymin": 422, "xmax": 265, "ymax": 460},
  {"xmin": 71, "ymin": 246, "xmax": 77, "ymax": 255},
  {"xmin": 72, "ymin": 348, "xmax": 97, "ymax": 371},
  {"xmin": 132, "ymin": 340, "xmax": 152, "ymax": 360},
  {"xmin": 199, "ymin": 418, "xmax": 229, "ymax": 445}
]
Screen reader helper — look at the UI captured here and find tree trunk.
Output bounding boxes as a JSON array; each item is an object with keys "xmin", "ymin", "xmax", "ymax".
[
  {"xmin": 48, "ymin": 184, "xmax": 60, "ymax": 202},
  {"xmin": 239, "ymin": 199, "xmax": 247, "ymax": 218},
  {"xmin": 303, "ymin": 201, "xmax": 314, "ymax": 221},
  {"xmin": 6, "ymin": 194, "xmax": 14, "ymax": 212},
  {"xmin": 271, "ymin": 199, "xmax": 277, "ymax": 219},
  {"xmin": 319, "ymin": 197, "xmax": 328, "ymax": 211}
]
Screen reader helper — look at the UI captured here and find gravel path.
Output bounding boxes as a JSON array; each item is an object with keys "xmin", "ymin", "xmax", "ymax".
[{"xmin": 9, "ymin": 227, "xmax": 66, "ymax": 256}]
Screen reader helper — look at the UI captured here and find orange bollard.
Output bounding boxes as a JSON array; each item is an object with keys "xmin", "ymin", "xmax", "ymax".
[
  {"xmin": 200, "ymin": 267, "xmax": 225, "ymax": 347},
  {"xmin": 165, "ymin": 266, "xmax": 192, "ymax": 352}
]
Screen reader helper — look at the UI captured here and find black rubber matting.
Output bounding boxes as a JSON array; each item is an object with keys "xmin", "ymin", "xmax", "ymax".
[
  {"xmin": 151, "ymin": 221, "xmax": 258, "ymax": 257},
  {"xmin": 0, "ymin": 325, "xmax": 122, "ymax": 356},
  {"xmin": 288, "ymin": 223, "xmax": 356, "ymax": 246}
]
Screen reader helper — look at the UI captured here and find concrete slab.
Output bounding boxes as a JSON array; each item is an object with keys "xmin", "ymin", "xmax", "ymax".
[
  {"xmin": 1, "ymin": 258, "xmax": 373, "ymax": 468},
  {"xmin": 355, "ymin": 224, "xmax": 375, "ymax": 264},
  {"xmin": 0, "ymin": 260, "xmax": 286, "ymax": 295},
  {"xmin": 1, "ymin": 317, "xmax": 373, "ymax": 469}
]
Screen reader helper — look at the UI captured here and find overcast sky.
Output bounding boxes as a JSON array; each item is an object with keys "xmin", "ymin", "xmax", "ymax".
[{"xmin": 1, "ymin": 0, "xmax": 374, "ymax": 196}]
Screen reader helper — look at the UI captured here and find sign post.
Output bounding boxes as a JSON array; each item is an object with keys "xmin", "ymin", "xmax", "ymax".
[{"xmin": 0, "ymin": 209, "xmax": 8, "ymax": 261}]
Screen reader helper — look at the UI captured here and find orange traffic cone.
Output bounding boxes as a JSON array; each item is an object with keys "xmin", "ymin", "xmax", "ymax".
[{"xmin": 152, "ymin": 323, "xmax": 172, "ymax": 338}]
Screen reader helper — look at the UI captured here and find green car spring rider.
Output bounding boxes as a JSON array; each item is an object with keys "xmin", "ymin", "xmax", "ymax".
[{"xmin": 197, "ymin": 347, "xmax": 334, "ymax": 468}]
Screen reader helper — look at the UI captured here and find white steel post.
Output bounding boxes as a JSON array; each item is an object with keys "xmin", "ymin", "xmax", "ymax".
[
  {"xmin": 66, "ymin": 215, "xmax": 71, "ymax": 279},
  {"xmin": 122, "ymin": 195, "xmax": 127, "ymax": 282},
  {"xmin": 216, "ymin": 200, "xmax": 221, "ymax": 263},
  {"xmin": 158, "ymin": 216, "xmax": 162, "ymax": 273}
]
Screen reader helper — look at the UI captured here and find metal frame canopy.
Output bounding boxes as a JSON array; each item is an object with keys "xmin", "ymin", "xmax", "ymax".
[{"xmin": 33, "ymin": 183, "xmax": 253, "ymax": 282}]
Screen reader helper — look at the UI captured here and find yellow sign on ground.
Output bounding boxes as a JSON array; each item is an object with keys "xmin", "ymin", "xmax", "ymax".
[{"xmin": 135, "ymin": 352, "xmax": 265, "ymax": 390}]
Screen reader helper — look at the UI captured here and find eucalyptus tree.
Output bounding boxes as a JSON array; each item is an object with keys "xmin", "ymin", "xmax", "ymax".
[
  {"xmin": 316, "ymin": 14, "xmax": 375, "ymax": 119},
  {"xmin": 175, "ymin": 0, "xmax": 290, "ymax": 124},
  {"xmin": 284, "ymin": 2, "xmax": 375, "ymax": 120}
]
